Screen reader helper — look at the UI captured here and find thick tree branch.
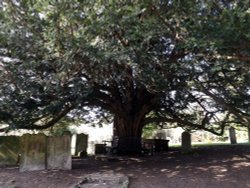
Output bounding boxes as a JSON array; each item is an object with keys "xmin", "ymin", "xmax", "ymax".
[
  {"xmin": 150, "ymin": 5, "xmax": 177, "ymax": 40},
  {"xmin": 198, "ymin": 85, "xmax": 250, "ymax": 125},
  {"xmin": 144, "ymin": 113, "xmax": 227, "ymax": 136}
]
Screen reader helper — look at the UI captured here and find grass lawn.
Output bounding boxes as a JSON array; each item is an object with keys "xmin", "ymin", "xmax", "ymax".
[{"xmin": 169, "ymin": 142, "xmax": 250, "ymax": 148}]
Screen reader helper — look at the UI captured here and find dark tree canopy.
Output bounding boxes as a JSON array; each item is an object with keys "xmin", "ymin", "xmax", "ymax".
[{"xmin": 0, "ymin": 0, "xmax": 249, "ymax": 154}]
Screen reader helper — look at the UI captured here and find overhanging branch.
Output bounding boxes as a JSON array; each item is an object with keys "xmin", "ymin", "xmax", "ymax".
[
  {"xmin": 198, "ymin": 84, "xmax": 250, "ymax": 125},
  {"xmin": 144, "ymin": 114, "xmax": 226, "ymax": 136},
  {"xmin": 1, "ymin": 103, "xmax": 74, "ymax": 132}
]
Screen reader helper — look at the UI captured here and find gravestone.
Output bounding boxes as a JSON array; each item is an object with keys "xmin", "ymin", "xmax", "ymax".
[
  {"xmin": 154, "ymin": 139, "xmax": 169, "ymax": 152},
  {"xmin": 75, "ymin": 134, "xmax": 88, "ymax": 157},
  {"xmin": 229, "ymin": 127, "xmax": 237, "ymax": 144},
  {"xmin": 20, "ymin": 134, "xmax": 47, "ymax": 172},
  {"xmin": 47, "ymin": 135, "xmax": 72, "ymax": 170},
  {"xmin": 0, "ymin": 136, "xmax": 21, "ymax": 166},
  {"xmin": 182, "ymin": 131, "xmax": 191, "ymax": 151},
  {"xmin": 95, "ymin": 144, "xmax": 107, "ymax": 155}
]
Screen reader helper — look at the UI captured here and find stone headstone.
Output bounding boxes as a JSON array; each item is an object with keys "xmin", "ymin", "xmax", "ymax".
[
  {"xmin": 229, "ymin": 127, "xmax": 237, "ymax": 144},
  {"xmin": 181, "ymin": 131, "xmax": 191, "ymax": 150},
  {"xmin": 0, "ymin": 136, "xmax": 21, "ymax": 166},
  {"xmin": 47, "ymin": 135, "xmax": 72, "ymax": 170},
  {"xmin": 20, "ymin": 134, "xmax": 47, "ymax": 172},
  {"xmin": 75, "ymin": 134, "xmax": 88, "ymax": 156},
  {"xmin": 154, "ymin": 139, "xmax": 169, "ymax": 152},
  {"xmin": 95, "ymin": 144, "xmax": 107, "ymax": 155}
]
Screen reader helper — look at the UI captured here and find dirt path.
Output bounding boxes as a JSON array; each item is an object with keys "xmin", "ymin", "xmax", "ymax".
[{"xmin": 1, "ymin": 145, "xmax": 250, "ymax": 188}]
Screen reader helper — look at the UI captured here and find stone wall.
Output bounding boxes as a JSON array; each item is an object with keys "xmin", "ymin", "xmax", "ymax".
[{"xmin": 0, "ymin": 136, "xmax": 21, "ymax": 166}]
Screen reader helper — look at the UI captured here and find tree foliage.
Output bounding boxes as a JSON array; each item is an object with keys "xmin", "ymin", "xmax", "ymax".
[{"xmin": 0, "ymin": 1, "xmax": 249, "ymax": 151}]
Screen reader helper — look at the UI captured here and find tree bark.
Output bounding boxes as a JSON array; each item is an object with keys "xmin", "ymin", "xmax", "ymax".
[
  {"xmin": 248, "ymin": 127, "xmax": 250, "ymax": 143},
  {"xmin": 113, "ymin": 114, "xmax": 144, "ymax": 155}
]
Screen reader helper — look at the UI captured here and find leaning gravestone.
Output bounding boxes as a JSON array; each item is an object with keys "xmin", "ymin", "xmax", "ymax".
[
  {"xmin": 229, "ymin": 127, "xmax": 237, "ymax": 144},
  {"xmin": 181, "ymin": 131, "xmax": 191, "ymax": 151},
  {"xmin": 47, "ymin": 134, "xmax": 72, "ymax": 170},
  {"xmin": 75, "ymin": 134, "xmax": 88, "ymax": 157},
  {"xmin": 0, "ymin": 136, "xmax": 21, "ymax": 166},
  {"xmin": 19, "ymin": 133, "xmax": 46, "ymax": 172}
]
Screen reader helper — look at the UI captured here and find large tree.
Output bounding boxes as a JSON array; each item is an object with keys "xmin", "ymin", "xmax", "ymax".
[{"xmin": 0, "ymin": 0, "xmax": 249, "ymax": 154}]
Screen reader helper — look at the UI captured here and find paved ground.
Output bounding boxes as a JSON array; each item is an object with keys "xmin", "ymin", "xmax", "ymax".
[{"xmin": 1, "ymin": 145, "xmax": 250, "ymax": 188}]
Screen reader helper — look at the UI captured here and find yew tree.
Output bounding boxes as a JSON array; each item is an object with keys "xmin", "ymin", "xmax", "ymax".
[{"xmin": 0, "ymin": 0, "xmax": 249, "ymax": 154}]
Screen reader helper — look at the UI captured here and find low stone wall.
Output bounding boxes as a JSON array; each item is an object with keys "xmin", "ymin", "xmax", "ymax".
[{"xmin": 0, "ymin": 136, "xmax": 21, "ymax": 166}]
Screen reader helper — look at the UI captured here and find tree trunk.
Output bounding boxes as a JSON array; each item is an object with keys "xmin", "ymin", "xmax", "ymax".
[
  {"xmin": 248, "ymin": 127, "xmax": 250, "ymax": 143},
  {"xmin": 113, "ymin": 114, "xmax": 144, "ymax": 155}
]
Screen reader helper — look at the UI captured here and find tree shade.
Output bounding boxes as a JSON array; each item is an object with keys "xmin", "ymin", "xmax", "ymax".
[{"xmin": 0, "ymin": 0, "xmax": 249, "ymax": 154}]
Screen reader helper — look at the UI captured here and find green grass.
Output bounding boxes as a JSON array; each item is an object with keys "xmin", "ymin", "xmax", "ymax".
[{"xmin": 169, "ymin": 142, "xmax": 250, "ymax": 148}]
